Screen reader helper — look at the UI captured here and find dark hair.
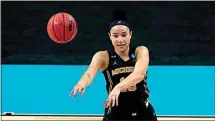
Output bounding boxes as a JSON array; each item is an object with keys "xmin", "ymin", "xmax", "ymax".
[{"xmin": 108, "ymin": 9, "xmax": 132, "ymax": 32}]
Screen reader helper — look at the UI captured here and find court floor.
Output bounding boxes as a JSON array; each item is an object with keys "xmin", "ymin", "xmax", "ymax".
[{"xmin": 2, "ymin": 116, "xmax": 215, "ymax": 120}]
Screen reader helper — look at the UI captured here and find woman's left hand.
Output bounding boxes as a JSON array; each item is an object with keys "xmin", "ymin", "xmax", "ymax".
[{"xmin": 104, "ymin": 85, "xmax": 121, "ymax": 108}]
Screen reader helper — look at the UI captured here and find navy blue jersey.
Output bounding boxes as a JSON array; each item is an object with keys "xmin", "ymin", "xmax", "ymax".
[{"xmin": 102, "ymin": 46, "xmax": 150, "ymax": 105}]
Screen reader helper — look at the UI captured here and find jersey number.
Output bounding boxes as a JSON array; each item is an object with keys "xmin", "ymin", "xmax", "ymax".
[{"xmin": 119, "ymin": 77, "xmax": 136, "ymax": 92}]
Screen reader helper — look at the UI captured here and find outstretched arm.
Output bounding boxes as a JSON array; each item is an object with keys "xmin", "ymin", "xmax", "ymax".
[
  {"xmin": 78, "ymin": 51, "xmax": 106, "ymax": 87},
  {"xmin": 116, "ymin": 46, "xmax": 149, "ymax": 90},
  {"xmin": 70, "ymin": 51, "xmax": 106, "ymax": 97}
]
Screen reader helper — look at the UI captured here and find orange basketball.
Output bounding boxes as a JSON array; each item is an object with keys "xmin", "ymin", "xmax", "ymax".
[{"xmin": 47, "ymin": 12, "xmax": 78, "ymax": 44}]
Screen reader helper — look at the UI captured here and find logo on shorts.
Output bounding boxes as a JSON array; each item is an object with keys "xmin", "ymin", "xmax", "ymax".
[{"xmin": 132, "ymin": 112, "xmax": 137, "ymax": 116}]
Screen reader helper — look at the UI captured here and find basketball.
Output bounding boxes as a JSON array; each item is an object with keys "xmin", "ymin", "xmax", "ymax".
[{"xmin": 47, "ymin": 12, "xmax": 78, "ymax": 44}]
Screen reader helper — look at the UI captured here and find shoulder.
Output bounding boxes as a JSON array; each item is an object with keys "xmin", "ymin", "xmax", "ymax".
[
  {"xmin": 134, "ymin": 46, "xmax": 149, "ymax": 58},
  {"xmin": 93, "ymin": 50, "xmax": 109, "ymax": 71},
  {"xmin": 94, "ymin": 50, "xmax": 108, "ymax": 56},
  {"xmin": 135, "ymin": 46, "xmax": 149, "ymax": 53}
]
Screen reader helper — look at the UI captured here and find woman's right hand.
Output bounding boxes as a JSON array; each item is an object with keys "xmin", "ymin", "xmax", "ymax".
[{"xmin": 69, "ymin": 82, "xmax": 86, "ymax": 98}]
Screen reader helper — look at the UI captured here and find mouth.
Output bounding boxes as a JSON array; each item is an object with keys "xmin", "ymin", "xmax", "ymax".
[
  {"xmin": 117, "ymin": 44, "xmax": 126, "ymax": 47},
  {"xmin": 117, "ymin": 45, "xmax": 126, "ymax": 50}
]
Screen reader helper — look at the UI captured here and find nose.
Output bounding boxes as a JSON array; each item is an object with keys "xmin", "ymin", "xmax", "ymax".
[
  {"xmin": 118, "ymin": 37, "xmax": 124, "ymax": 43},
  {"xmin": 118, "ymin": 39, "xmax": 123, "ymax": 43}
]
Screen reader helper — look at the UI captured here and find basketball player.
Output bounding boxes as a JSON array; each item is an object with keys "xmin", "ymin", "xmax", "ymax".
[{"xmin": 70, "ymin": 11, "xmax": 157, "ymax": 121}]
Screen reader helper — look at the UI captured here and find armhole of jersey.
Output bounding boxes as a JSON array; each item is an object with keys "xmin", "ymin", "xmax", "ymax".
[
  {"xmin": 134, "ymin": 46, "xmax": 139, "ymax": 55},
  {"xmin": 129, "ymin": 46, "xmax": 138, "ymax": 58}
]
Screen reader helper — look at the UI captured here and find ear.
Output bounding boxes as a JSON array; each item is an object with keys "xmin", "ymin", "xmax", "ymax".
[
  {"xmin": 130, "ymin": 31, "xmax": 133, "ymax": 39},
  {"xmin": 108, "ymin": 32, "xmax": 111, "ymax": 38},
  {"xmin": 130, "ymin": 31, "xmax": 132, "ymax": 36}
]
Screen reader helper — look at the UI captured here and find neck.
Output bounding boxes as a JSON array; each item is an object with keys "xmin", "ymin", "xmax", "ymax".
[{"xmin": 114, "ymin": 46, "xmax": 130, "ymax": 57}]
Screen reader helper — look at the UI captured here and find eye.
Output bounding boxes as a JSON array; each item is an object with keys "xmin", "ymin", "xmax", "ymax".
[
  {"xmin": 122, "ymin": 34, "xmax": 127, "ymax": 37},
  {"xmin": 113, "ymin": 35, "xmax": 118, "ymax": 38}
]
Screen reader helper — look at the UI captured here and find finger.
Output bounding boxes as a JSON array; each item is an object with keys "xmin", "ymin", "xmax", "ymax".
[
  {"xmin": 69, "ymin": 88, "xmax": 75, "ymax": 96},
  {"xmin": 69, "ymin": 89, "xmax": 73, "ymax": 96},
  {"xmin": 69, "ymin": 85, "xmax": 77, "ymax": 96},
  {"xmin": 78, "ymin": 87, "xmax": 82, "ymax": 93},
  {"xmin": 112, "ymin": 96, "xmax": 115, "ymax": 107},
  {"xmin": 106, "ymin": 98, "xmax": 112, "ymax": 108},
  {"xmin": 72, "ymin": 89, "xmax": 77, "ymax": 98},
  {"xmin": 81, "ymin": 88, "xmax": 85, "ymax": 95},
  {"xmin": 104, "ymin": 100, "xmax": 108, "ymax": 107},
  {"xmin": 71, "ymin": 87, "xmax": 79, "ymax": 98},
  {"xmin": 104, "ymin": 98, "xmax": 109, "ymax": 107},
  {"xmin": 105, "ymin": 99, "xmax": 110, "ymax": 108},
  {"xmin": 116, "ymin": 95, "xmax": 119, "ymax": 106}
]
